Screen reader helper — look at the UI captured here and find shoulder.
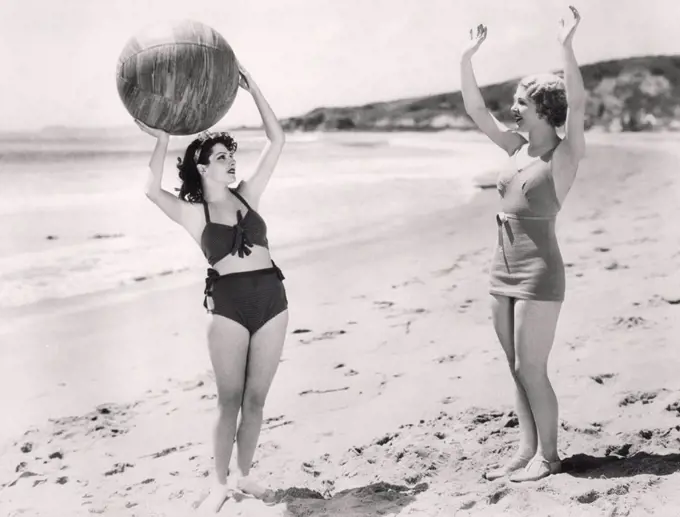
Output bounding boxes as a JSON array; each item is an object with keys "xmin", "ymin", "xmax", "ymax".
[
  {"xmin": 233, "ymin": 180, "xmax": 259, "ymax": 208},
  {"xmin": 552, "ymin": 138, "xmax": 578, "ymax": 165}
]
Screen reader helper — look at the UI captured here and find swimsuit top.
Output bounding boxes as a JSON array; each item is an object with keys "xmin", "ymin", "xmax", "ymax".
[
  {"xmin": 496, "ymin": 142, "xmax": 562, "ymax": 218},
  {"xmin": 200, "ymin": 188, "xmax": 269, "ymax": 265}
]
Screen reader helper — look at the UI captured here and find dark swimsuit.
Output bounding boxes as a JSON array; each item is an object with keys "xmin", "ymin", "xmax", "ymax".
[
  {"xmin": 201, "ymin": 187, "xmax": 288, "ymax": 334},
  {"xmin": 489, "ymin": 142, "xmax": 565, "ymax": 302}
]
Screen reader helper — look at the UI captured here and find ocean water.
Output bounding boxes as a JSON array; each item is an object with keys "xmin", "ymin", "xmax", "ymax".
[{"xmin": 0, "ymin": 130, "xmax": 507, "ymax": 311}]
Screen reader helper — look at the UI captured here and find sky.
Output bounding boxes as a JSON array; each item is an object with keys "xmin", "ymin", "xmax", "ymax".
[{"xmin": 1, "ymin": 0, "xmax": 678, "ymax": 131}]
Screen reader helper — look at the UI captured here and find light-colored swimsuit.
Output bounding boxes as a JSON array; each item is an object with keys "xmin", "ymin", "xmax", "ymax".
[{"xmin": 489, "ymin": 143, "xmax": 565, "ymax": 302}]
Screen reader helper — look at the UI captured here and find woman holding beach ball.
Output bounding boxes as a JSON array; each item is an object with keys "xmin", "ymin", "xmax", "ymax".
[
  {"xmin": 136, "ymin": 61, "xmax": 287, "ymax": 511},
  {"xmin": 460, "ymin": 6, "xmax": 586, "ymax": 482}
]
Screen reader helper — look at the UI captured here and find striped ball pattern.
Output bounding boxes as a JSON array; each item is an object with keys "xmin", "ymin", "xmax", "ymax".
[{"xmin": 116, "ymin": 20, "xmax": 240, "ymax": 135}]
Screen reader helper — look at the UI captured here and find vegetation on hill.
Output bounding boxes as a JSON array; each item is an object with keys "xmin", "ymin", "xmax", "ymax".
[{"xmin": 280, "ymin": 55, "xmax": 680, "ymax": 132}]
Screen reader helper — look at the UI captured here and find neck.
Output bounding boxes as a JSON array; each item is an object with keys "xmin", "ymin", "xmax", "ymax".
[
  {"xmin": 202, "ymin": 181, "xmax": 229, "ymax": 203},
  {"xmin": 527, "ymin": 125, "xmax": 559, "ymax": 153}
]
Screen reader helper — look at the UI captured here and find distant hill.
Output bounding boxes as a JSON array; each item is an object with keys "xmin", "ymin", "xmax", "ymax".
[{"xmin": 281, "ymin": 55, "xmax": 680, "ymax": 133}]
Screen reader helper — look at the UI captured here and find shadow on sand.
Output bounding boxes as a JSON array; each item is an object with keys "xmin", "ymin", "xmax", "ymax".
[
  {"xmin": 255, "ymin": 481, "xmax": 429, "ymax": 517},
  {"xmin": 562, "ymin": 451, "xmax": 680, "ymax": 479}
]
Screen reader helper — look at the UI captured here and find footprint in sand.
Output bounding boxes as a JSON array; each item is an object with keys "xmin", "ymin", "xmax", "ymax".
[
  {"xmin": 605, "ymin": 443, "xmax": 633, "ymax": 457},
  {"xmin": 665, "ymin": 401, "xmax": 680, "ymax": 416},
  {"xmin": 299, "ymin": 329, "xmax": 347, "ymax": 345},
  {"xmin": 433, "ymin": 263, "xmax": 460, "ymax": 277},
  {"xmin": 104, "ymin": 463, "xmax": 134, "ymax": 476},
  {"xmin": 391, "ymin": 277, "xmax": 424, "ymax": 288},
  {"xmin": 386, "ymin": 307, "xmax": 428, "ymax": 320},
  {"xmin": 301, "ymin": 461, "xmax": 322, "ymax": 478},
  {"xmin": 605, "ymin": 260, "xmax": 628, "ymax": 271},
  {"xmin": 435, "ymin": 354, "xmax": 465, "ymax": 364},
  {"xmin": 299, "ymin": 387, "xmax": 350, "ymax": 396},
  {"xmin": 141, "ymin": 442, "xmax": 195, "ymax": 459},
  {"xmin": 638, "ymin": 429, "xmax": 656, "ymax": 440},
  {"xmin": 610, "ymin": 315, "xmax": 650, "ymax": 329},
  {"xmin": 567, "ymin": 422, "xmax": 603, "ymax": 435},
  {"xmin": 468, "ymin": 410, "xmax": 505, "ymax": 426},
  {"xmin": 487, "ymin": 487, "xmax": 511, "ymax": 505},
  {"xmin": 374, "ymin": 300, "xmax": 395, "ymax": 310},
  {"xmin": 619, "ymin": 391, "xmax": 660, "ymax": 407},
  {"xmin": 574, "ymin": 489, "xmax": 601, "ymax": 504},
  {"xmin": 591, "ymin": 373, "xmax": 617, "ymax": 385},
  {"xmin": 262, "ymin": 416, "xmax": 293, "ymax": 431}
]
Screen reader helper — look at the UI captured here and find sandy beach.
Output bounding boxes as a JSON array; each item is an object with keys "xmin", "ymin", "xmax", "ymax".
[{"xmin": 1, "ymin": 131, "xmax": 679, "ymax": 517}]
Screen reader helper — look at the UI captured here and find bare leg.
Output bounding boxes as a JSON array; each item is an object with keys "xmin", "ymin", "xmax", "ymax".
[
  {"xmin": 510, "ymin": 300, "xmax": 563, "ymax": 482},
  {"xmin": 200, "ymin": 315, "xmax": 250, "ymax": 513},
  {"xmin": 484, "ymin": 295, "xmax": 537, "ymax": 481},
  {"xmin": 234, "ymin": 310, "xmax": 289, "ymax": 499}
]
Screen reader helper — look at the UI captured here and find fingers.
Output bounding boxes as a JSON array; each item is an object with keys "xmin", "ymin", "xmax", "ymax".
[
  {"xmin": 134, "ymin": 119, "xmax": 149, "ymax": 132},
  {"xmin": 469, "ymin": 24, "xmax": 487, "ymax": 40}
]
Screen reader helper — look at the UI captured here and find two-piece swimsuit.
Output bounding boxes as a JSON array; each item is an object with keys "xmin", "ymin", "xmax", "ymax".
[{"xmin": 200, "ymin": 187, "xmax": 288, "ymax": 334}]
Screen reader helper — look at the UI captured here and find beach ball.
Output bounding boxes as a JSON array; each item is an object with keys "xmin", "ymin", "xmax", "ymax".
[{"xmin": 116, "ymin": 20, "xmax": 240, "ymax": 135}]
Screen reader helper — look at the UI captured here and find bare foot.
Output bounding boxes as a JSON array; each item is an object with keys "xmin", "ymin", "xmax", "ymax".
[
  {"xmin": 197, "ymin": 482, "xmax": 233, "ymax": 514},
  {"xmin": 236, "ymin": 476, "xmax": 277, "ymax": 504}
]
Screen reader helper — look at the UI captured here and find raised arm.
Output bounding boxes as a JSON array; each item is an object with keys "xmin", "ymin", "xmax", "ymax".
[
  {"xmin": 236, "ymin": 63, "xmax": 285, "ymax": 210},
  {"xmin": 135, "ymin": 120, "xmax": 197, "ymax": 228},
  {"xmin": 558, "ymin": 6, "xmax": 586, "ymax": 161},
  {"xmin": 460, "ymin": 25, "xmax": 524, "ymax": 156}
]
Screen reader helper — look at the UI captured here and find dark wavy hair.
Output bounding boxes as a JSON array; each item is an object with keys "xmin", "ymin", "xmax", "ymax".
[
  {"xmin": 518, "ymin": 74, "xmax": 568, "ymax": 128},
  {"xmin": 176, "ymin": 133, "xmax": 238, "ymax": 203}
]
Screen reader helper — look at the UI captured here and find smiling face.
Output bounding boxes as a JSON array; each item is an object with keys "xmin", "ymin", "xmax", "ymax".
[
  {"xmin": 512, "ymin": 74, "xmax": 568, "ymax": 130},
  {"xmin": 201, "ymin": 143, "xmax": 237, "ymax": 185},
  {"xmin": 511, "ymin": 86, "xmax": 542, "ymax": 131}
]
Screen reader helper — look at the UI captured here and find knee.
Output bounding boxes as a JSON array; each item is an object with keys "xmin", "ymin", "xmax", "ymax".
[
  {"xmin": 514, "ymin": 360, "xmax": 547, "ymax": 385},
  {"xmin": 217, "ymin": 388, "xmax": 243, "ymax": 414},
  {"xmin": 241, "ymin": 390, "xmax": 267, "ymax": 416}
]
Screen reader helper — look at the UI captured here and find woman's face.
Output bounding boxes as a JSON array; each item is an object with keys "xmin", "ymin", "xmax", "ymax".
[
  {"xmin": 202, "ymin": 143, "xmax": 237, "ymax": 185},
  {"xmin": 510, "ymin": 86, "xmax": 541, "ymax": 131}
]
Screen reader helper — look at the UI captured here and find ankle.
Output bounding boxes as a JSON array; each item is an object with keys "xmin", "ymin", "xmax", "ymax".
[
  {"xmin": 534, "ymin": 451, "xmax": 560, "ymax": 463},
  {"xmin": 517, "ymin": 448, "xmax": 537, "ymax": 459},
  {"xmin": 233, "ymin": 467, "xmax": 250, "ymax": 479}
]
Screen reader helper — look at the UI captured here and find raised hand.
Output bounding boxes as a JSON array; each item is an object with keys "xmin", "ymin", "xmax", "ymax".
[
  {"xmin": 134, "ymin": 119, "xmax": 168, "ymax": 139},
  {"xmin": 237, "ymin": 61, "xmax": 254, "ymax": 93},
  {"xmin": 463, "ymin": 24, "xmax": 488, "ymax": 58},
  {"xmin": 558, "ymin": 5, "xmax": 581, "ymax": 46}
]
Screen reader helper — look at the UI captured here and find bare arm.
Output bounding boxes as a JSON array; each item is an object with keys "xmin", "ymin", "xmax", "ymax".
[
  {"xmin": 236, "ymin": 63, "xmax": 285, "ymax": 210},
  {"xmin": 559, "ymin": 6, "xmax": 586, "ymax": 161},
  {"xmin": 460, "ymin": 25, "xmax": 524, "ymax": 156},
  {"xmin": 135, "ymin": 121, "xmax": 198, "ymax": 229}
]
